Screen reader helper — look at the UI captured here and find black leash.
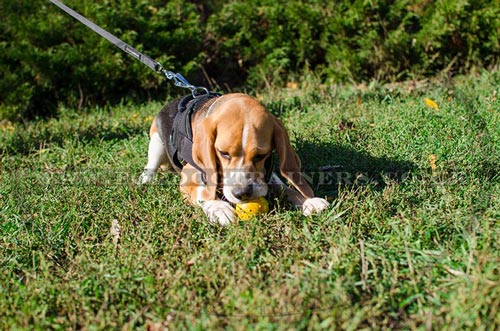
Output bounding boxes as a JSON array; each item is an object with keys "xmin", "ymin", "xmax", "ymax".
[{"xmin": 49, "ymin": 0, "xmax": 209, "ymax": 97}]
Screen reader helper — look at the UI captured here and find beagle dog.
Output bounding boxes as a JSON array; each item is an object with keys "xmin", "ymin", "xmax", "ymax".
[{"xmin": 139, "ymin": 93, "xmax": 329, "ymax": 225}]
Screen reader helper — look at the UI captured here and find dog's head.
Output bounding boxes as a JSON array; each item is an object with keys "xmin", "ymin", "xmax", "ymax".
[{"xmin": 192, "ymin": 94, "xmax": 314, "ymax": 203}]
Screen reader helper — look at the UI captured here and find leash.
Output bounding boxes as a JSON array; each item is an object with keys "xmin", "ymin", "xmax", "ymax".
[{"xmin": 49, "ymin": 0, "xmax": 210, "ymax": 98}]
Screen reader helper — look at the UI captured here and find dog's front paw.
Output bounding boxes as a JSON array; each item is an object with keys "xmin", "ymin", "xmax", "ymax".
[
  {"xmin": 138, "ymin": 169, "xmax": 155, "ymax": 185},
  {"xmin": 201, "ymin": 200, "xmax": 235, "ymax": 226},
  {"xmin": 302, "ymin": 198, "xmax": 330, "ymax": 216}
]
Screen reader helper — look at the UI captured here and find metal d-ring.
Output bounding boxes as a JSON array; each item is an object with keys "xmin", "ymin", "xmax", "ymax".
[{"xmin": 190, "ymin": 86, "xmax": 210, "ymax": 98}]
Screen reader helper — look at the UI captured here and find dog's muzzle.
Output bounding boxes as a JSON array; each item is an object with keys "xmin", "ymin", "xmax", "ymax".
[{"xmin": 223, "ymin": 171, "xmax": 268, "ymax": 203}]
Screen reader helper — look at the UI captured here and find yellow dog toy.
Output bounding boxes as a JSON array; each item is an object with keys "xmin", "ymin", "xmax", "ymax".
[{"xmin": 235, "ymin": 197, "xmax": 269, "ymax": 220}]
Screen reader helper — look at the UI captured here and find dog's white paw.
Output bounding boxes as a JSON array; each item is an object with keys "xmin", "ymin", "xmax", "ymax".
[
  {"xmin": 138, "ymin": 170, "xmax": 155, "ymax": 185},
  {"xmin": 202, "ymin": 200, "xmax": 235, "ymax": 226},
  {"xmin": 302, "ymin": 197, "xmax": 330, "ymax": 216}
]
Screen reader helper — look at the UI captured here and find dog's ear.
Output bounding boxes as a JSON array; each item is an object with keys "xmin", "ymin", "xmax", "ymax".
[
  {"xmin": 192, "ymin": 118, "xmax": 218, "ymax": 200},
  {"xmin": 273, "ymin": 117, "xmax": 314, "ymax": 198}
]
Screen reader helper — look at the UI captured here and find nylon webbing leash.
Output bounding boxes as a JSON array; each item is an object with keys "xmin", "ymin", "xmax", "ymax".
[{"xmin": 49, "ymin": 0, "xmax": 209, "ymax": 97}]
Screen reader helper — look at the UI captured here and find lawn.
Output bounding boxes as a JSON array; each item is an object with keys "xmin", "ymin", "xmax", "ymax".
[{"xmin": 1, "ymin": 71, "xmax": 499, "ymax": 330}]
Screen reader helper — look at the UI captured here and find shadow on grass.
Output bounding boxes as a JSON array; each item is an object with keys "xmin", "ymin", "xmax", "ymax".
[{"xmin": 294, "ymin": 140, "xmax": 416, "ymax": 197}]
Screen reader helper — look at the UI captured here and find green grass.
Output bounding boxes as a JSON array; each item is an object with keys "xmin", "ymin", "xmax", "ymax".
[{"xmin": 1, "ymin": 71, "xmax": 499, "ymax": 330}]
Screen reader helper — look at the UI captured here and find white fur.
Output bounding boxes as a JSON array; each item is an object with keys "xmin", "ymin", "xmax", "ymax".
[
  {"xmin": 195, "ymin": 186, "xmax": 205, "ymax": 206},
  {"xmin": 222, "ymin": 184, "xmax": 240, "ymax": 204},
  {"xmin": 302, "ymin": 198, "xmax": 330, "ymax": 216},
  {"xmin": 202, "ymin": 200, "xmax": 235, "ymax": 226},
  {"xmin": 139, "ymin": 132, "xmax": 166, "ymax": 184},
  {"xmin": 242, "ymin": 125, "xmax": 249, "ymax": 151}
]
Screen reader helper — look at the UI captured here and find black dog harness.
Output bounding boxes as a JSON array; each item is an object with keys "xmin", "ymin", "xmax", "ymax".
[
  {"xmin": 168, "ymin": 93, "xmax": 220, "ymax": 174},
  {"xmin": 157, "ymin": 93, "xmax": 275, "ymax": 184}
]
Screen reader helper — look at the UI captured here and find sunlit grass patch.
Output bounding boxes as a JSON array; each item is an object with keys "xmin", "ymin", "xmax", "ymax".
[{"xmin": 1, "ymin": 72, "xmax": 499, "ymax": 330}]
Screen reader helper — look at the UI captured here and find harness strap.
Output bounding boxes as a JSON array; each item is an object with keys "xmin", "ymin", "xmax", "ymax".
[{"xmin": 170, "ymin": 93, "xmax": 221, "ymax": 179}]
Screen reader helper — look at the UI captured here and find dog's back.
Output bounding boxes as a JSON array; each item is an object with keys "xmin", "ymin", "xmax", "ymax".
[{"xmin": 155, "ymin": 94, "xmax": 221, "ymax": 173}]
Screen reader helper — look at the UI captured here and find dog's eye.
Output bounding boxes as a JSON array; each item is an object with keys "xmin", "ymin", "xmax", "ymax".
[
  {"xmin": 218, "ymin": 150, "xmax": 231, "ymax": 160},
  {"xmin": 253, "ymin": 154, "xmax": 268, "ymax": 163}
]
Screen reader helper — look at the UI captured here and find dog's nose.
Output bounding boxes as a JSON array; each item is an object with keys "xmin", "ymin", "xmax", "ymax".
[{"xmin": 233, "ymin": 185, "xmax": 253, "ymax": 200}]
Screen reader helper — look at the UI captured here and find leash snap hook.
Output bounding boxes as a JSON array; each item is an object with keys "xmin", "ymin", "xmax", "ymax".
[
  {"xmin": 156, "ymin": 62, "xmax": 210, "ymax": 97},
  {"xmin": 171, "ymin": 72, "xmax": 192, "ymax": 89}
]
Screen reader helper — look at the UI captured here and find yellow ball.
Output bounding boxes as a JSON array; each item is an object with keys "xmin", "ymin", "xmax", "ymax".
[{"xmin": 235, "ymin": 197, "xmax": 269, "ymax": 220}]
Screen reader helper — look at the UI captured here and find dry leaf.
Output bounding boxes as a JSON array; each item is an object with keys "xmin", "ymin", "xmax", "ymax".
[
  {"xmin": 443, "ymin": 266, "xmax": 465, "ymax": 277},
  {"xmin": 0, "ymin": 120, "xmax": 15, "ymax": 132},
  {"xmin": 145, "ymin": 312, "xmax": 175, "ymax": 331},
  {"xmin": 428, "ymin": 154, "xmax": 437, "ymax": 171},
  {"xmin": 186, "ymin": 258, "xmax": 196, "ymax": 271},
  {"xmin": 424, "ymin": 98, "xmax": 439, "ymax": 110},
  {"xmin": 110, "ymin": 219, "xmax": 121, "ymax": 248},
  {"xmin": 145, "ymin": 320, "xmax": 167, "ymax": 331},
  {"xmin": 357, "ymin": 96, "xmax": 363, "ymax": 107}
]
